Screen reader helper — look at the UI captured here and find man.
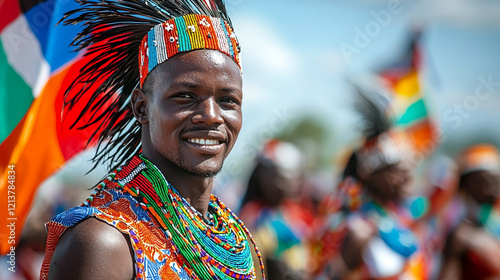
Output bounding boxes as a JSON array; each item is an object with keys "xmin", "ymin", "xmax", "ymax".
[
  {"xmin": 239, "ymin": 139, "xmax": 313, "ymax": 280},
  {"xmin": 310, "ymin": 81, "xmax": 429, "ymax": 279},
  {"xmin": 439, "ymin": 144, "xmax": 500, "ymax": 280},
  {"xmin": 40, "ymin": 1, "xmax": 264, "ymax": 279}
]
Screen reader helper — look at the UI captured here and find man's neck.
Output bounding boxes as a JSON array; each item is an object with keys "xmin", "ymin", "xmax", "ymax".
[
  {"xmin": 141, "ymin": 153, "xmax": 214, "ymax": 217},
  {"xmin": 168, "ymin": 172, "xmax": 214, "ymax": 218}
]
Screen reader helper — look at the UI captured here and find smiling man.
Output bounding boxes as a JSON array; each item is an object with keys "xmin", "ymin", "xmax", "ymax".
[{"xmin": 39, "ymin": 1, "xmax": 264, "ymax": 279}]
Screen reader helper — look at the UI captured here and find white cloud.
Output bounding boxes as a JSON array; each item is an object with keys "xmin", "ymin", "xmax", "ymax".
[
  {"xmin": 236, "ymin": 16, "xmax": 300, "ymax": 77},
  {"xmin": 414, "ymin": 0, "xmax": 500, "ymax": 27},
  {"xmin": 315, "ymin": 51, "xmax": 349, "ymax": 75},
  {"xmin": 241, "ymin": 81, "xmax": 271, "ymax": 107}
]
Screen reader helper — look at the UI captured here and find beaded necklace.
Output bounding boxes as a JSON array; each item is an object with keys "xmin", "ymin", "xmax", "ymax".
[
  {"xmin": 121, "ymin": 155, "xmax": 265, "ymax": 280},
  {"xmin": 362, "ymin": 201, "xmax": 418, "ymax": 258}
]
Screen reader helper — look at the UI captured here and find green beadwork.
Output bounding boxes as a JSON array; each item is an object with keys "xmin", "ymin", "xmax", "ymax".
[{"xmin": 128, "ymin": 155, "xmax": 264, "ymax": 280}]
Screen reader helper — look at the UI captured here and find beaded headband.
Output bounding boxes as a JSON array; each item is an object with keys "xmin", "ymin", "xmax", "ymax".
[
  {"xmin": 139, "ymin": 14, "xmax": 241, "ymax": 87},
  {"xmin": 356, "ymin": 130, "xmax": 410, "ymax": 176}
]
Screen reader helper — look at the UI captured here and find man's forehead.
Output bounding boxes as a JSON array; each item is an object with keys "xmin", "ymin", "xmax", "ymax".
[
  {"xmin": 145, "ymin": 52, "xmax": 242, "ymax": 92},
  {"xmin": 152, "ymin": 51, "xmax": 240, "ymax": 78},
  {"xmin": 165, "ymin": 50, "xmax": 239, "ymax": 70}
]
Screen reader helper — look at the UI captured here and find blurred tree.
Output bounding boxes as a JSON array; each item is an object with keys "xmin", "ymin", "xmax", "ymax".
[{"xmin": 274, "ymin": 115, "xmax": 333, "ymax": 170}]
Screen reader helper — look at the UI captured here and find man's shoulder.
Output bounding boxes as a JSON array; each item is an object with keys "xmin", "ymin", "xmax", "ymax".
[
  {"xmin": 60, "ymin": 217, "xmax": 132, "ymax": 252},
  {"xmin": 48, "ymin": 217, "xmax": 135, "ymax": 279}
]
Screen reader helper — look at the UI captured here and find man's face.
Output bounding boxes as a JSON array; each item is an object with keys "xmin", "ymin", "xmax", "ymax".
[
  {"xmin": 461, "ymin": 170, "xmax": 500, "ymax": 205},
  {"xmin": 255, "ymin": 164, "xmax": 302, "ymax": 206},
  {"xmin": 361, "ymin": 161, "xmax": 413, "ymax": 203},
  {"xmin": 138, "ymin": 50, "xmax": 242, "ymax": 177}
]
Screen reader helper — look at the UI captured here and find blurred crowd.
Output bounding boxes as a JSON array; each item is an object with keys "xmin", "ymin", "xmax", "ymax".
[
  {"xmin": 230, "ymin": 76, "xmax": 500, "ymax": 279},
  {"xmin": 237, "ymin": 138, "xmax": 500, "ymax": 279}
]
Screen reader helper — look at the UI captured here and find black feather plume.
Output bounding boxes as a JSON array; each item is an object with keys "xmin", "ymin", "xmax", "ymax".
[
  {"xmin": 59, "ymin": 0, "xmax": 234, "ymax": 171},
  {"xmin": 350, "ymin": 77, "xmax": 393, "ymax": 140}
]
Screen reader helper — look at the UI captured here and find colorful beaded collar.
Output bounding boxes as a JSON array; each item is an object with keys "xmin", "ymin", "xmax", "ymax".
[{"xmin": 97, "ymin": 155, "xmax": 265, "ymax": 280}]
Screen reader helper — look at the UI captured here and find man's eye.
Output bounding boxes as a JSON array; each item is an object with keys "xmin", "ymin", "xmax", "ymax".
[
  {"xmin": 173, "ymin": 93, "xmax": 194, "ymax": 99},
  {"xmin": 220, "ymin": 97, "xmax": 240, "ymax": 105}
]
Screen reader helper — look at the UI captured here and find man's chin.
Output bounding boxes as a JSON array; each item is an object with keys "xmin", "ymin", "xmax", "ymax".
[
  {"xmin": 199, "ymin": 170, "xmax": 221, "ymax": 178},
  {"xmin": 166, "ymin": 154, "xmax": 225, "ymax": 178},
  {"xmin": 185, "ymin": 164, "xmax": 223, "ymax": 178}
]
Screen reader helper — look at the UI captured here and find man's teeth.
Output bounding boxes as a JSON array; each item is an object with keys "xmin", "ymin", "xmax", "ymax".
[{"xmin": 187, "ymin": 139, "xmax": 220, "ymax": 145}]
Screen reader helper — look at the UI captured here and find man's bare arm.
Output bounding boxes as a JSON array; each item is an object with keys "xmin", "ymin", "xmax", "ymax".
[{"xmin": 48, "ymin": 217, "xmax": 135, "ymax": 280}]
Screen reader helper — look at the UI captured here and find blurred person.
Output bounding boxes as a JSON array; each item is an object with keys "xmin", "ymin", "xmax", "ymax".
[
  {"xmin": 39, "ymin": 0, "xmax": 266, "ymax": 279},
  {"xmin": 439, "ymin": 144, "xmax": 500, "ymax": 280},
  {"xmin": 417, "ymin": 155, "xmax": 462, "ymax": 279},
  {"xmin": 12, "ymin": 174, "xmax": 97, "ymax": 279},
  {"xmin": 11, "ymin": 224, "xmax": 47, "ymax": 280},
  {"xmin": 239, "ymin": 139, "xmax": 314, "ymax": 280},
  {"xmin": 1, "ymin": 208, "xmax": 48, "ymax": 280},
  {"xmin": 310, "ymin": 82, "xmax": 432, "ymax": 280}
]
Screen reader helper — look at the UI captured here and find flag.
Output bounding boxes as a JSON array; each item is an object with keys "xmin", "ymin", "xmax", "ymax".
[
  {"xmin": 379, "ymin": 34, "xmax": 437, "ymax": 159},
  {"xmin": 0, "ymin": 0, "xmax": 108, "ymax": 254}
]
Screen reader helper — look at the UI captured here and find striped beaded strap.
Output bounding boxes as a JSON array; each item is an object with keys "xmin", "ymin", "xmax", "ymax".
[{"xmin": 138, "ymin": 14, "xmax": 241, "ymax": 87}]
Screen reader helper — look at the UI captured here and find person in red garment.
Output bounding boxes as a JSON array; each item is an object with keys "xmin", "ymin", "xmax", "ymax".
[
  {"xmin": 39, "ymin": 0, "xmax": 265, "ymax": 279},
  {"xmin": 439, "ymin": 144, "xmax": 500, "ymax": 280}
]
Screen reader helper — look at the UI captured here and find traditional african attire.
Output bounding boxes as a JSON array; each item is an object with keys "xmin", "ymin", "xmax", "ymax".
[
  {"xmin": 239, "ymin": 140, "xmax": 313, "ymax": 279},
  {"xmin": 441, "ymin": 196, "xmax": 500, "ymax": 279},
  {"xmin": 309, "ymin": 79, "xmax": 432, "ymax": 279},
  {"xmin": 440, "ymin": 144, "xmax": 500, "ymax": 279},
  {"xmin": 239, "ymin": 199, "xmax": 313, "ymax": 279},
  {"xmin": 41, "ymin": 155, "xmax": 263, "ymax": 279},
  {"xmin": 311, "ymin": 178, "xmax": 431, "ymax": 280}
]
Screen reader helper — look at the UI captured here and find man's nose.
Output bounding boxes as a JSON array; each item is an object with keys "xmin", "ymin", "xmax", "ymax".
[{"xmin": 192, "ymin": 97, "xmax": 223, "ymax": 125}]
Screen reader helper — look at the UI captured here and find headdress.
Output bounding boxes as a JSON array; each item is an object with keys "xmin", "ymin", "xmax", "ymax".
[
  {"xmin": 456, "ymin": 144, "xmax": 500, "ymax": 175},
  {"xmin": 60, "ymin": 0, "xmax": 241, "ymax": 169},
  {"xmin": 241, "ymin": 139, "xmax": 304, "ymax": 206},
  {"xmin": 350, "ymin": 78, "xmax": 411, "ymax": 176},
  {"xmin": 258, "ymin": 139, "xmax": 303, "ymax": 175}
]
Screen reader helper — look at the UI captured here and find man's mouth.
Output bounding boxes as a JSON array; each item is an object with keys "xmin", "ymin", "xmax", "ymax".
[
  {"xmin": 182, "ymin": 130, "xmax": 227, "ymax": 154},
  {"xmin": 186, "ymin": 138, "xmax": 221, "ymax": 145}
]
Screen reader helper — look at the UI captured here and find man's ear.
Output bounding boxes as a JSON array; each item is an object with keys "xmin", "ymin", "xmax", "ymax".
[{"xmin": 131, "ymin": 88, "xmax": 148, "ymax": 124}]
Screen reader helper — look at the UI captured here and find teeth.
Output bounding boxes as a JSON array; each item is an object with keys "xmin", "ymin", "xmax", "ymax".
[{"xmin": 188, "ymin": 138, "xmax": 220, "ymax": 145}]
